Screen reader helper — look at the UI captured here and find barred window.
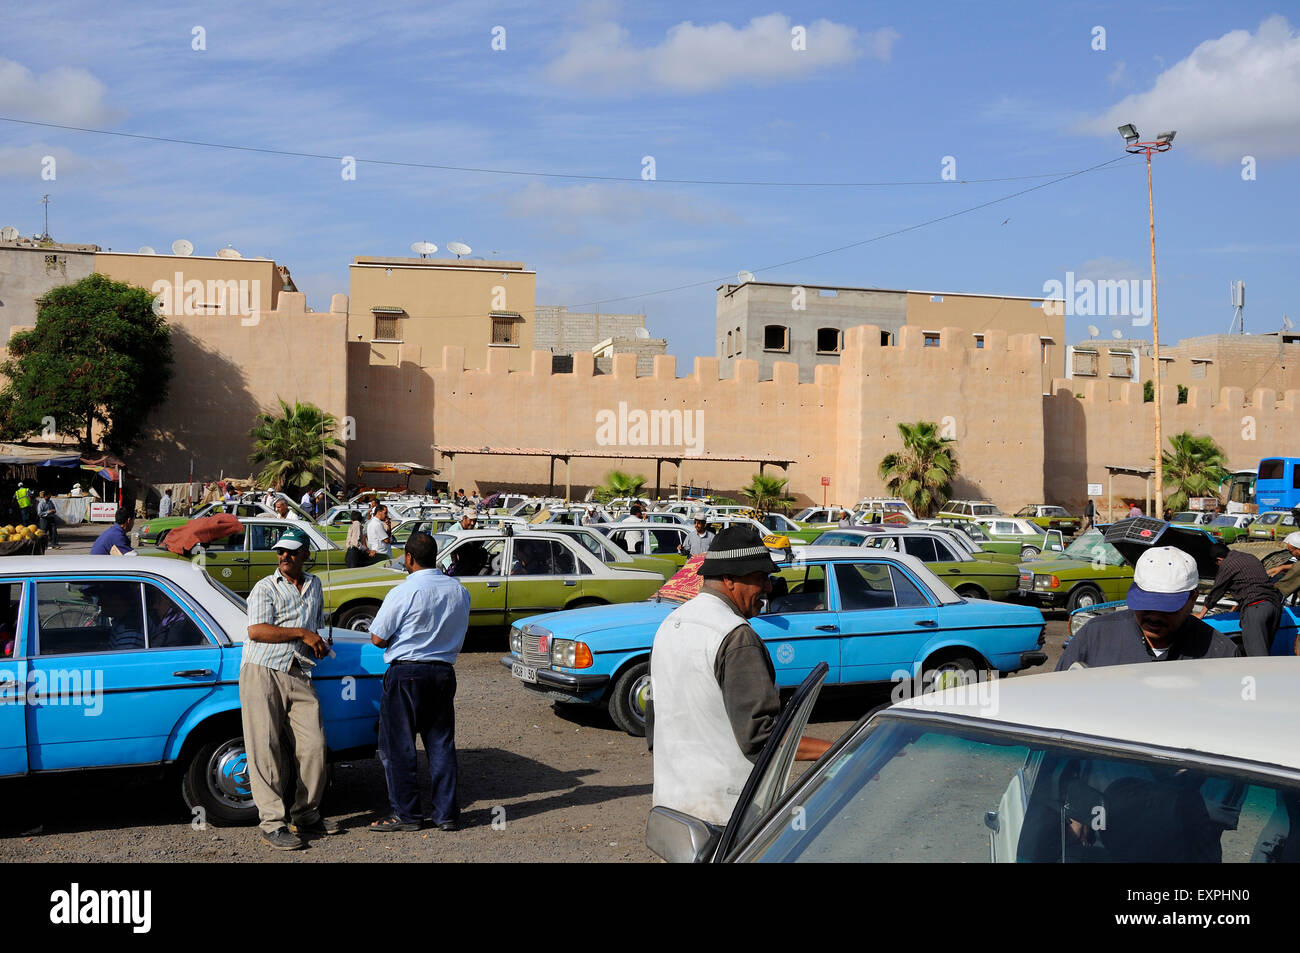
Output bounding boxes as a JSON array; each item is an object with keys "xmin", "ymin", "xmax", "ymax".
[
  {"xmin": 375, "ymin": 315, "xmax": 400, "ymax": 340},
  {"xmin": 1072, "ymin": 350, "xmax": 1099, "ymax": 377},
  {"xmin": 492, "ymin": 316, "xmax": 516, "ymax": 344}
]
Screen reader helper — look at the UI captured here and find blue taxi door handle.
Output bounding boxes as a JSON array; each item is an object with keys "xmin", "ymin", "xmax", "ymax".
[{"xmin": 914, "ymin": 620, "xmax": 938, "ymax": 627}]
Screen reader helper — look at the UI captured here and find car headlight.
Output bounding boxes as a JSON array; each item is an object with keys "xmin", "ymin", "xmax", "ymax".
[
  {"xmin": 1033, "ymin": 574, "xmax": 1060, "ymax": 590},
  {"xmin": 509, "ymin": 626, "xmax": 523, "ymax": 655},
  {"xmin": 550, "ymin": 639, "xmax": 594, "ymax": 669}
]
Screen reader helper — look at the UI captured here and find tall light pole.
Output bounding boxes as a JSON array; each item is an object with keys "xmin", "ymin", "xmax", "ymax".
[{"xmin": 1118, "ymin": 123, "xmax": 1175, "ymax": 518}]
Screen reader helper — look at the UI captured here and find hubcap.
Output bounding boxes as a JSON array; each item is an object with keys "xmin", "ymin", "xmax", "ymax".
[
  {"xmin": 345, "ymin": 612, "xmax": 375, "ymax": 632},
  {"xmin": 207, "ymin": 740, "xmax": 252, "ymax": 808},
  {"xmin": 630, "ymin": 675, "xmax": 651, "ymax": 724}
]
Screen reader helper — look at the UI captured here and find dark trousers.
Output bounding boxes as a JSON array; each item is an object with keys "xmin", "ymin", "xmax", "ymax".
[
  {"xmin": 379, "ymin": 662, "xmax": 458, "ymax": 824},
  {"xmin": 1239, "ymin": 601, "xmax": 1280, "ymax": 657}
]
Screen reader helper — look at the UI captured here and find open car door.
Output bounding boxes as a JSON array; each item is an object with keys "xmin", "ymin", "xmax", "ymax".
[{"xmin": 646, "ymin": 661, "xmax": 830, "ymax": 863}]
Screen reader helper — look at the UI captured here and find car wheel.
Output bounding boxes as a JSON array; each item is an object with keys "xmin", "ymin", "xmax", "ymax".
[
  {"xmin": 566, "ymin": 597, "xmax": 607, "ymax": 611},
  {"xmin": 1020, "ymin": 546, "xmax": 1041, "ymax": 559},
  {"xmin": 608, "ymin": 660, "xmax": 650, "ymax": 737},
  {"xmin": 337, "ymin": 603, "xmax": 379, "ymax": 632},
  {"xmin": 955, "ymin": 584, "xmax": 987, "ymax": 600},
  {"xmin": 181, "ymin": 734, "xmax": 258, "ymax": 826},
  {"xmin": 921, "ymin": 654, "xmax": 981, "ymax": 694},
  {"xmin": 1067, "ymin": 584, "xmax": 1103, "ymax": 612}
]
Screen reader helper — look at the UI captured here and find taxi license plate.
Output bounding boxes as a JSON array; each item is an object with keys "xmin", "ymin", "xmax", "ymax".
[{"xmin": 512, "ymin": 663, "xmax": 538, "ymax": 683}]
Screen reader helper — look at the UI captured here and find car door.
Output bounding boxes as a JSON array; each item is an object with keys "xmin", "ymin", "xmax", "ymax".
[
  {"xmin": 751, "ymin": 563, "xmax": 841, "ymax": 686},
  {"xmin": 26, "ymin": 577, "xmax": 221, "ymax": 770},
  {"xmin": 505, "ymin": 538, "xmax": 581, "ymax": 623},
  {"xmin": 439, "ymin": 537, "xmax": 506, "ymax": 628},
  {"xmin": 197, "ymin": 527, "xmax": 250, "ymax": 594},
  {"xmin": 833, "ymin": 561, "xmax": 939, "ymax": 683},
  {"xmin": 0, "ymin": 580, "xmax": 28, "ymax": 777}
]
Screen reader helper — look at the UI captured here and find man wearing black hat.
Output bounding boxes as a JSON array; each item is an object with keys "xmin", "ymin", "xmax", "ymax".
[{"xmin": 649, "ymin": 525, "xmax": 830, "ymax": 825}]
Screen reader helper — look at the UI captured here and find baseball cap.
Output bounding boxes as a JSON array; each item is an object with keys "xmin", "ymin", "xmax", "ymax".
[
  {"xmin": 1285, "ymin": 531, "xmax": 1300, "ymax": 549},
  {"xmin": 1125, "ymin": 546, "xmax": 1199, "ymax": 612},
  {"xmin": 272, "ymin": 526, "xmax": 310, "ymax": 551},
  {"xmin": 463, "ymin": 506, "xmax": 478, "ymax": 519}
]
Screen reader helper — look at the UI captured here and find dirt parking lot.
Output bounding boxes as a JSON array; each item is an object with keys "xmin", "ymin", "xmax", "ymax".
[{"xmin": 0, "ymin": 617, "xmax": 1070, "ymax": 863}]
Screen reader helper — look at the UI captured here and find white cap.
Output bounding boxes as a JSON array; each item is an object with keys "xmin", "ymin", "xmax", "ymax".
[
  {"xmin": 1127, "ymin": 546, "xmax": 1199, "ymax": 612},
  {"xmin": 463, "ymin": 506, "xmax": 478, "ymax": 519},
  {"xmin": 1285, "ymin": 531, "xmax": 1300, "ymax": 549}
]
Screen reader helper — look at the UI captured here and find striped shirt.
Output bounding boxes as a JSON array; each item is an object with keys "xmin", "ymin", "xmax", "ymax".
[{"xmin": 241, "ymin": 569, "xmax": 324, "ymax": 673}]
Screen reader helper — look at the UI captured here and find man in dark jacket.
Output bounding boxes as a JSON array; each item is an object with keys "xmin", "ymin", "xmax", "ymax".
[
  {"xmin": 1193, "ymin": 541, "xmax": 1281, "ymax": 656},
  {"xmin": 1058, "ymin": 546, "xmax": 1241, "ymax": 669}
]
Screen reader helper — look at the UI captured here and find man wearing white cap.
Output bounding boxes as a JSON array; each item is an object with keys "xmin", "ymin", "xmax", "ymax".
[
  {"xmin": 445, "ymin": 507, "xmax": 478, "ymax": 536},
  {"xmin": 240, "ymin": 525, "xmax": 338, "ymax": 849},
  {"xmin": 1057, "ymin": 546, "xmax": 1241, "ymax": 668}
]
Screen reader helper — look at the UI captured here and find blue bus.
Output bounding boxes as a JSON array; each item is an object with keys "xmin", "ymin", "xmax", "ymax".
[{"xmin": 1254, "ymin": 457, "xmax": 1300, "ymax": 512}]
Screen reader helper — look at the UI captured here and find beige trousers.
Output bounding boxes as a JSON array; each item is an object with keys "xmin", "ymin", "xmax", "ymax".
[{"xmin": 239, "ymin": 662, "xmax": 328, "ymax": 834}]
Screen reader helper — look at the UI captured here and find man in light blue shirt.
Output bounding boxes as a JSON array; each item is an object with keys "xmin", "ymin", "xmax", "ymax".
[{"xmin": 367, "ymin": 531, "xmax": 471, "ymax": 832}]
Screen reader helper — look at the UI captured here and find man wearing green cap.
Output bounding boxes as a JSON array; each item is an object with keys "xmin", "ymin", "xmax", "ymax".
[
  {"xmin": 240, "ymin": 525, "xmax": 338, "ymax": 850},
  {"xmin": 649, "ymin": 524, "xmax": 830, "ymax": 825}
]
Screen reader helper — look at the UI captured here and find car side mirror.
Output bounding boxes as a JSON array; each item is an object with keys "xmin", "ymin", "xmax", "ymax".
[{"xmin": 646, "ymin": 806, "xmax": 720, "ymax": 864}]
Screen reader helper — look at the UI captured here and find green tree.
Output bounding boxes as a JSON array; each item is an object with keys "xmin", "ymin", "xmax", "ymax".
[
  {"xmin": 1143, "ymin": 379, "xmax": 1153, "ymax": 402},
  {"xmin": 594, "ymin": 469, "xmax": 648, "ymax": 503},
  {"xmin": 0, "ymin": 273, "xmax": 173, "ymax": 451},
  {"xmin": 878, "ymin": 421, "xmax": 959, "ymax": 518},
  {"xmin": 1161, "ymin": 432, "xmax": 1229, "ymax": 514},
  {"xmin": 248, "ymin": 399, "xmax": 344, "ymax": 490},
  {"xmin": 740, "ymin": 473, "xmax": 793, "ymax": 514}
]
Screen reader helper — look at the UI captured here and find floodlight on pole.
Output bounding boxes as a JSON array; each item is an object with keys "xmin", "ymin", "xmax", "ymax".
[{"xmin": 1118, "ymin": 121, "xmax": 1175, "ymax": 517}]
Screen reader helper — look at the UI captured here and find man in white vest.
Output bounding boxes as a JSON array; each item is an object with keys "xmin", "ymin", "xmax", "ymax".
[{"xmin": 649, "ymin": 525, "xmax": 831, "ymax": 825}]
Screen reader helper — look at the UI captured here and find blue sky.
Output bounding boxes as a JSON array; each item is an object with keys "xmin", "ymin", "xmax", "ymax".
[{"xmin": 1, "ymin": 1, "xmax": 1296, "ymax": 361}]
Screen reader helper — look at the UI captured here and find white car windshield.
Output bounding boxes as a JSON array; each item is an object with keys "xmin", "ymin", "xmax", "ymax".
[{"xmin": 736, "ymin": 716, "xmax": 1294, "ymax": 863}]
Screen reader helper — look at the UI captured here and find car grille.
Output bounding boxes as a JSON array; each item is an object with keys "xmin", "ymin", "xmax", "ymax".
[{"xmin": 521, "ymin": 626, "xmax": 552, "ymax": 668}]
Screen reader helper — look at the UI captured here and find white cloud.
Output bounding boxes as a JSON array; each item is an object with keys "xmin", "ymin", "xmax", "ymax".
[
  {"xmin": 1107, "ymin": 60, "xmax": 1127, "ymax": 88},
  {"xmin": 546, "ymin": 13, "xmax": 888, "ymax": 93},
  {"xmin": 0, "ymin": 143, "xmax": 99, "ymax": 180},
  {"xmin": 1078, "ymin": 16, "xmax": 1300, "ymax": 160},
  {"xmin": 0, "ymin": 58, "xmax": 123, "ymax": 125}
]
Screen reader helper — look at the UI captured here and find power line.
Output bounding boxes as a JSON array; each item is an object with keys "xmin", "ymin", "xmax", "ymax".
[{"xmin": 1, "ymin": 115, "xmax": 1116, "ymax": 188}]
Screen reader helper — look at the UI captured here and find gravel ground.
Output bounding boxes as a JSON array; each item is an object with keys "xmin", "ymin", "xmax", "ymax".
[{"xmin": 0, "ymin": 600, "xmax": 1070, "ymax": 863}]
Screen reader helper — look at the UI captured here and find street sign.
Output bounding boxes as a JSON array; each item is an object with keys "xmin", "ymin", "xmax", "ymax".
[
  {"xmin": 1087, "ymin": 483, "xmax": 1103, "ymax": 496},
  {"xmin": 821, "ymin": 477, "xmax": 830, "ymax": 487},
  {"xmin": 90, "ymin": 502, "xmax": 117, "ymax": 522}
]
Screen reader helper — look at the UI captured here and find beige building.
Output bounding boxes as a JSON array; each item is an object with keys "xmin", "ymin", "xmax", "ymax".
[
  {"xmin": 95, "ymin": 251, "xmax": 286, "ymax": 318},
  {"xmin": 715, "ymin": 280, "xmax": 1065, "ymax": 386},
  {"xmin": 0, "ymin": 238, "xmax": 99, "ymax": 341},
  {"xmin": 1068, "ymin": 333, "xmax": 1300, "ymax": 398},
  {"xmin": 347, "ymin": 257, "xmax": 536, "ymax": 373}
]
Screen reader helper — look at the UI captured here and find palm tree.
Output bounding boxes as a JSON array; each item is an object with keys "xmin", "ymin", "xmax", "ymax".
[
  {"xmin": 741, "ymin": 473, "xmax": 793, "ymax": 514},
  {"xmin": 248, "ymin": 398, "xmax": 344, "ymax": 491},
  {"xmin": 878, "ymin": 422, "xmax": 959, "ymax": 518},
  {"xmin": 1161, "ymin": 432, "xmax": 1229, "ymax": 514},
  {"xmin": 595, "ymin": 469, "xmax": 648, "ymax": 504}
]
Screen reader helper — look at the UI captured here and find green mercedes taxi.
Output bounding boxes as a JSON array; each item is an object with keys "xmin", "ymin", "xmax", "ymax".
[
  {"xmin": 1014, "ymin": 528, "xmax": 1134, "ymax": 611},
  {"xmin": 317, "ymin": 528, "xmax": 667, "ymax": 632}
]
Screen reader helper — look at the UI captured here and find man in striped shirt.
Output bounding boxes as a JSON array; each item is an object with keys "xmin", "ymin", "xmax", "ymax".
[{"xmin": 239, "ymin": 526, "xmax": 339, "ymax": 850}]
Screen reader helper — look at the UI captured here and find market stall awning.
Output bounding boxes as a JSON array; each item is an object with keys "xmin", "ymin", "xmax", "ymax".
[
  {"xmin": 357, "ymin": 461, "xmax": 437, "ymax": 476},
  {"xmin": 0, "ymin": 443, "xmax": 82, "ymax": 466}
]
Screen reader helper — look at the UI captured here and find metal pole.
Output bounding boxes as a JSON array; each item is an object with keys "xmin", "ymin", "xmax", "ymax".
[{"xmin": 1147, "ymin": 150, "xmax": 1164, "ymax": 518}]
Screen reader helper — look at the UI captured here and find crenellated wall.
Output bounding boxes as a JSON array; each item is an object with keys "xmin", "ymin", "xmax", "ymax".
[{"xmin": 1045, "ymin": 380, "xmax": 1300, "ymax": 516}]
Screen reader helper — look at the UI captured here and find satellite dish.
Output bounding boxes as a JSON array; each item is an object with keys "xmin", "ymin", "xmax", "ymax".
[
  {"xmin": 410, "ymin": 241, "xmax": 437, "ymax": 258},
  {"xmin": 138, "ymin": 245, "xmax": 156, "ymax": 255},
  {"xmin": 216, "ymin": 245, "xmax": 242, "ymax": 259},
  {"xmin": 1112, "ymin": 329, "xmax": 1123, "ymax": 339},
  {"xmin": 634, "ymin": 327, "xmax": 650, "ymax": 339},
  {"xmin": 171, "ymin": 239, "xmax": 194, "ymax": 257},
  {"xmin": 737, "ymin": 270, "xmax": 756, "ymax": 284},
  {"xmin": 446, "ymin": 241, "xmax": 472, "ymax": 258},
  {"xmin": 1283, "ymin": 315, "xmax": 1294, "ymax": 331},
  {"xmin": 0, "ymin": 226, "xmax": 18, "ymax": 242},
  {"xmin": 1087, "ymin": 324, "xmax": 1099, "ymax": 339}
]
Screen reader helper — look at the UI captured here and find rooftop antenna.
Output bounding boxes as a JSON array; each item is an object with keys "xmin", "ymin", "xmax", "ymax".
[
  {"xmin": 1228, "ymin": 280, "xmax": 1245, "ymax": 334},
  {"xmin": 216, "ymin": 244, "xmax": 242, "ymax": 259},
  {"xmin": 171, "ymin": 238, "xmax": 194, "ymax": 257},
  {"xmin": 410, "ymin": 241, "xmax": 437, "ymax": 259},
  {"xmin": 138, "ymin": 245, "xmax": 156, "ymax": 254},
  {"xmin": 446, "ymin": 241, "xmax": 472, "ymax": 259},
  {"xmin": 1087, "ymin": 324, "xmax": 1099, "ymax": 340},
  {"xmin": 39, "ymin": 194, "xmax": 51, "ymax": 240},
  {"xmin": 0, "ymin": 225, "xmax": 18, "ymax": 242}
]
